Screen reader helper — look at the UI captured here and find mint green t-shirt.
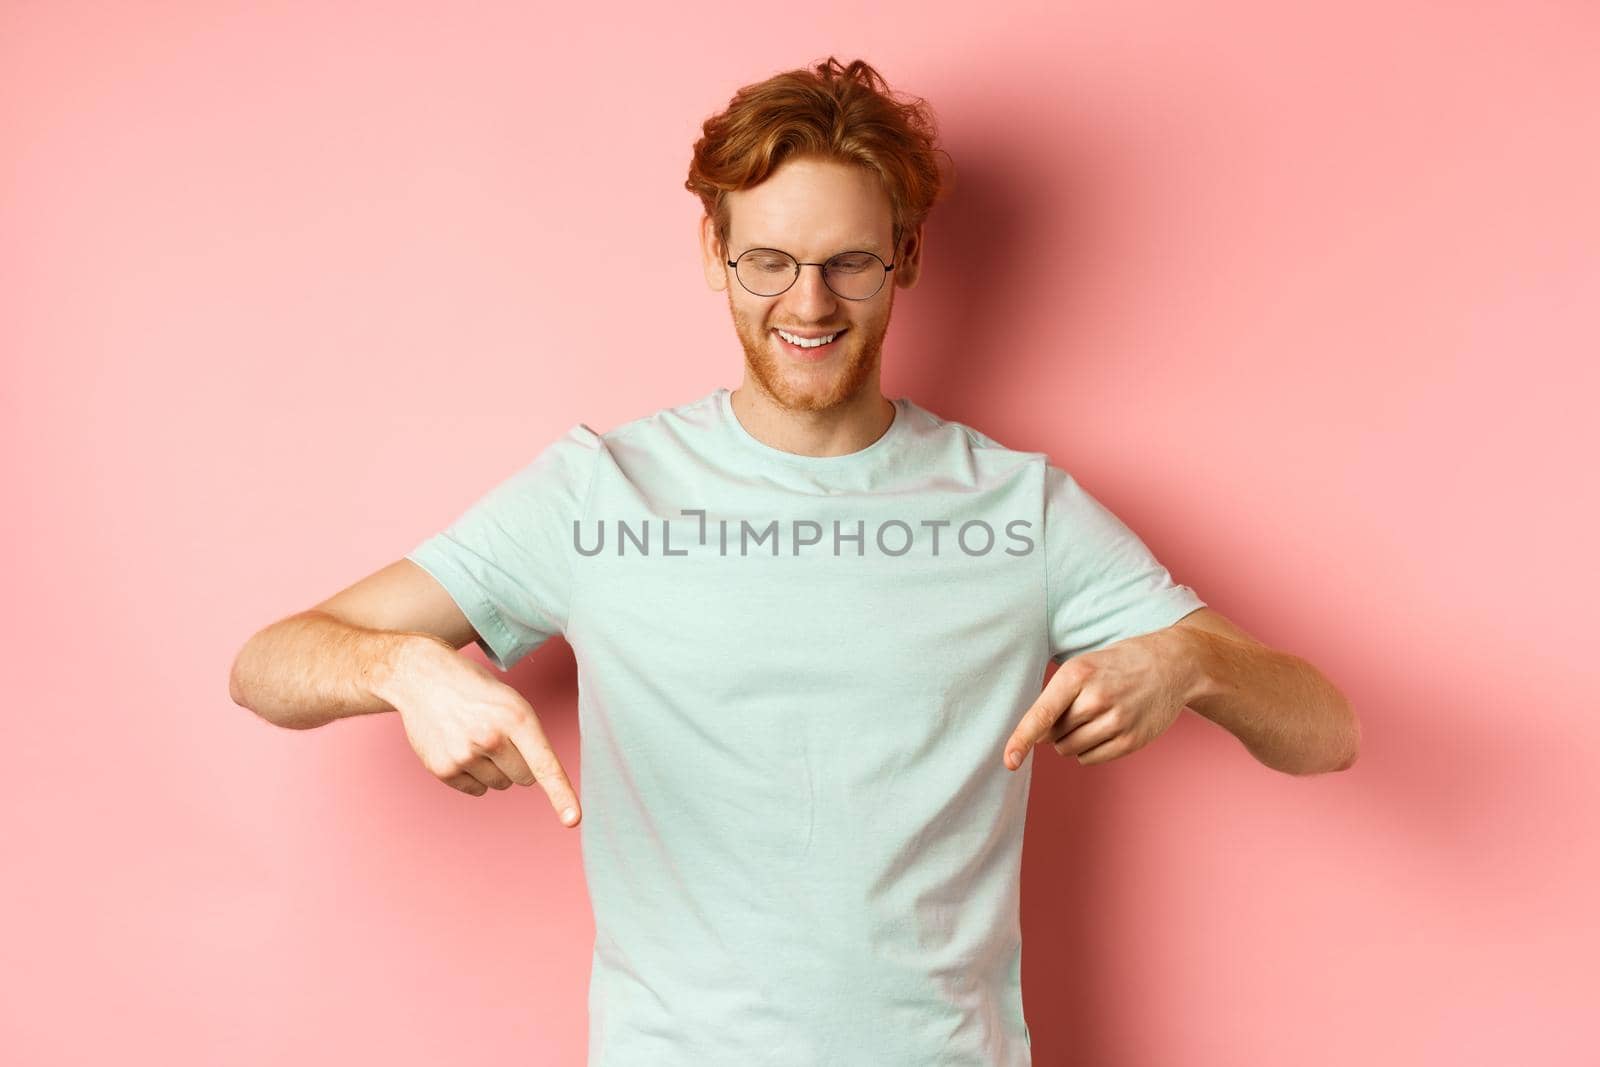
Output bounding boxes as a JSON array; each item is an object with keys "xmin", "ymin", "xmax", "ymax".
[{"xmin": 405, "ymin": 386, "xmax": 1205, "ymax": 1066}]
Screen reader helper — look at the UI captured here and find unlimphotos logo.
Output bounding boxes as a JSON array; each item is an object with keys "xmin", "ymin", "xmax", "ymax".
[{"xmin": 572, "ymin": 508, "xmax": 1036, "ymax": 558}]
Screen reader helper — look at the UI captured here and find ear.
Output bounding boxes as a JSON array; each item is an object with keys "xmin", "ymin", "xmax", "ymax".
[
  {"xmin": 893, "ymin": 223, "xmax": 926, "ymax": 289},
  {"xmin": 700, "ymin": 215, "xmax": 729, "ymax": 292}
]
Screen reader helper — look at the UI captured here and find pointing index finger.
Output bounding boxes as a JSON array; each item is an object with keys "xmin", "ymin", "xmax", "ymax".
[
  {"xmin": 505, "ymin": 713, "xmax": 582, "ymax": 827},
  {"xmin": 1003, "ymin": 664, "xmax": 1084, "ymax": 770}
]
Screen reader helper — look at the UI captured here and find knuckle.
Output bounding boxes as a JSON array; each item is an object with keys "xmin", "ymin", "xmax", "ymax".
[
  {"xmin": 499, "ymin": 696, "xmax": 533, "ymax": 724},
  {"xmin": 465, "ymin": 722, "xmax": 503, "ymax": 752}
]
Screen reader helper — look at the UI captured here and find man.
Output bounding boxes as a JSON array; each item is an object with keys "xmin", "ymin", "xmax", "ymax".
[{"xmin": 230, "ymin": 57, "xmax": 1358, "ymax": 1066}]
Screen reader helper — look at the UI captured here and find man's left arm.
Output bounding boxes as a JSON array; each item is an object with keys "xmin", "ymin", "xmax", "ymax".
[{"xmin": 1165, "ymin": 606, "xmax": 1360, "ymax": 776}]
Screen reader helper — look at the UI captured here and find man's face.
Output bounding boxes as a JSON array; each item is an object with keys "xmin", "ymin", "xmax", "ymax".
[{"xmin": 700, "ymin": 156, "xmax": 923, "ymax": 414}]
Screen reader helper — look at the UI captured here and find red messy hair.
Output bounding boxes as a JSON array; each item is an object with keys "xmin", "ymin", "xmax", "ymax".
[{"xmin": 685, "ymin": 57, "xmax": 955, "ymax": 260}]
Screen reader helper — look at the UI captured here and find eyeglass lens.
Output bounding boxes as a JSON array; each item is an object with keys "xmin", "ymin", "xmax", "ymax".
[{"xmin": 735, "ymin": 250, "xmax": 887, "ymax": 300}]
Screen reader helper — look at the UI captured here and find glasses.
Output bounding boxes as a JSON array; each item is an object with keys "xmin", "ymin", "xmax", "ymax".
[{"xmin": 726, "ymin": 247, "xmax": 895, "ymax": 300}]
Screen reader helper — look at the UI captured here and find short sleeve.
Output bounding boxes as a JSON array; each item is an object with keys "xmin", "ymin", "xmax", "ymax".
[
  {"xmin": 1045, "ymin": 463, "xmax": 1205, "ymax": 664},
  {"xmin": 405, "ymin": 424, "xmax": 603, "ymax": 671}
]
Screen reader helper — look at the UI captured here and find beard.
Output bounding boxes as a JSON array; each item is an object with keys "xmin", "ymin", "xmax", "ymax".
[{"xmin": 726, "ymin": 287, "xmax": 893, "ymax": 415}]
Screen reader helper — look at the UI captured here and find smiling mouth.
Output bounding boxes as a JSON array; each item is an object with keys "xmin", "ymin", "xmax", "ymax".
[{"xmin": 773, "ymin": 328, "xmax": 848, "ymax": 355}]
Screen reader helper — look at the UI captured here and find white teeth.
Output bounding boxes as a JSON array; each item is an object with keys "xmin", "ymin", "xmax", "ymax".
[{"xmin": 777, "ymin": 329, "xmax": 839, "ymax": 348}]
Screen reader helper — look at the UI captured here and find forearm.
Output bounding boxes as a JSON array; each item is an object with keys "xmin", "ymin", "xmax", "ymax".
[
  {"xmin": 228, "ymin": 611, "xmax": 423, "ymax": 730},
  {"xmin": 1170, "ymin": 626, "xmax": 1360, "ymax": 776}
]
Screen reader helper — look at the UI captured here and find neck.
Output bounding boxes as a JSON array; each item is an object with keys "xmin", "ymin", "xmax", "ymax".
[{"xmin": 729, "ymin": 380, "xmax": 895, "ymax": 458}]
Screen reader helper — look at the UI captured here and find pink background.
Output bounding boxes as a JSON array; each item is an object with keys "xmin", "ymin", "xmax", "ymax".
[{"xmin": 4, "ymin": 2, "xmax": 1596, "ymax": 1064}]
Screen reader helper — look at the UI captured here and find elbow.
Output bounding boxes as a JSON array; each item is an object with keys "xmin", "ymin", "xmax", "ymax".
[
  {"xmin": 1327, "ymin": 699, "xmax": 1362, "ymax": 773},
  {"xmin": 228, "ymin": 627, "xmax": 269, "ymax": 713},
  {"xmin": 1283, "ymin": 699, "xmax": 1360, "ymax": 776},
  {"xmin": 1337, "ymin": 697, "xmax": 1363, "ymax": 771},
  {"xmin": 228, "ymin": 660, "xmax": 249, "ymax": 709},
  {"xmin": 228, "ymin": 636, "xmax": 294, "ymax": 728},
  {"xmin": 1338, "ymin": 731, "xmax": 1361, "ymax": 772},
  {"xmin": 228, "ymin": 644, "xmax": 251, "ymax": 709}
]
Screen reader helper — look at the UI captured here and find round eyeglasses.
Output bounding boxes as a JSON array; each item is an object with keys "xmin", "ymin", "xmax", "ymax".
[{"xmin": 727, "ymin": 247, "xmax": 895, "ymax": 301}]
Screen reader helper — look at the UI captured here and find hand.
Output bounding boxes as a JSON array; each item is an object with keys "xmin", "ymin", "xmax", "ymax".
[
  {"xmin": 377, "ymin": 635, "xmax": 582, "ymax": 826},
  {"xmin": 1003, "ymin": 628, "xmax": 1191, "ymax": 770}
]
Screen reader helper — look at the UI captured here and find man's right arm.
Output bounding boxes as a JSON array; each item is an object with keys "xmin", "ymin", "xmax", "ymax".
[
  {"xmin": 229, "ymin": 558, "xmax": 583, "ymax": 819},
  {"xmin": 228, "ymin": 558, "xmax": 477, "ymax": 730}
]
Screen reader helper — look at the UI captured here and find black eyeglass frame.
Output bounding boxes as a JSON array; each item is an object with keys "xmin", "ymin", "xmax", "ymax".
[{"xmin": 725, "ymin": 247, "xmax": 897, "ymax": 301}]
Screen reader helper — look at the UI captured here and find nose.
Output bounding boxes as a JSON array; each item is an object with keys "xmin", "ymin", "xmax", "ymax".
[{"xmin": 783, "ymin": 262, "xmax": 840, "ymax": 320}]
